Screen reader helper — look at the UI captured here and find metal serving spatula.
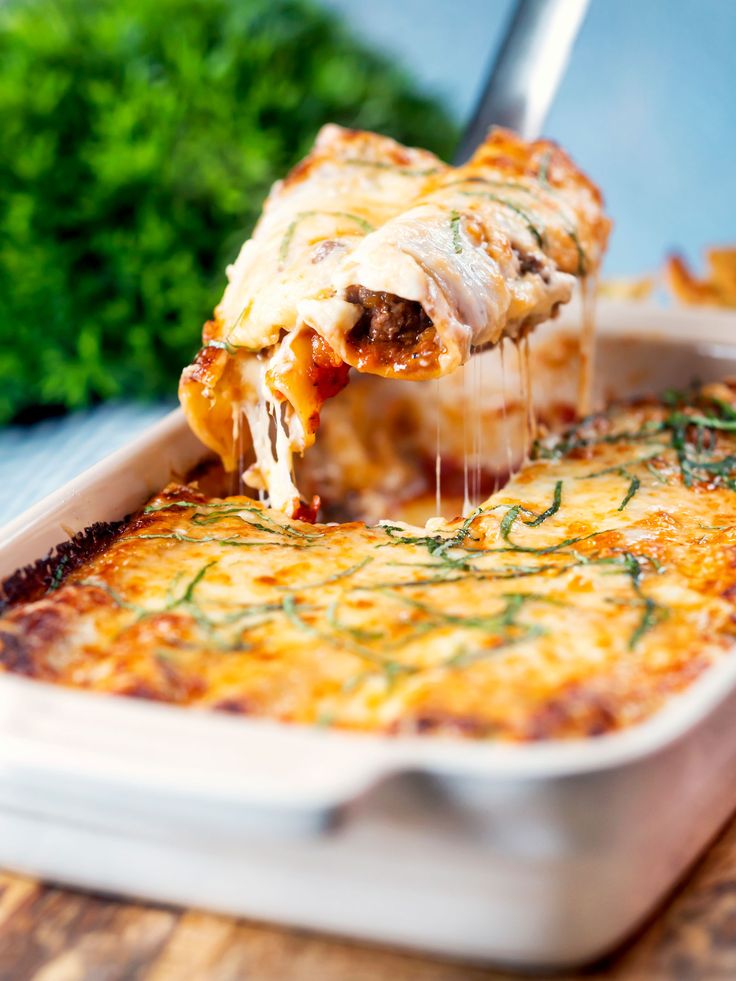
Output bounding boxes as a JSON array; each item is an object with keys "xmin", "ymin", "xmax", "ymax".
[{"xmin": 454, "ymin": 0, "xmax": 589, "ymax": 163}]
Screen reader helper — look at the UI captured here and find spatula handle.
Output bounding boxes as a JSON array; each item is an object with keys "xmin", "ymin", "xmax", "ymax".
[{"xmin": 454, "ymin": 0, "xmax": 589, "ymax": 163}]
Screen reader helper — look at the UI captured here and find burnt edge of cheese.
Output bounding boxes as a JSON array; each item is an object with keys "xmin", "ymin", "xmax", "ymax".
[
  {"xmin": 0, "ymin": 482, "xmax": 212, "ymax": 613},
  {"xmin": 0, "ymin": 519, "xmax": 123, "ymax": 613},
  {"xmin": 344, "ymin": 285, "xmax": 439, "ymax": 372}
]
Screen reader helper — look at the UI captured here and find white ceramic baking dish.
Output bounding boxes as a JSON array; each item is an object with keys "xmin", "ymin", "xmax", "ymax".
[{"xmin": 1, "ymin": 300, "xmax": 736, "ymax": 970}]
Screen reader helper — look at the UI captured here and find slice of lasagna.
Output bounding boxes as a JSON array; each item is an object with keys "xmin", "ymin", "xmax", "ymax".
[
  {"xmin": 302, "ymin": 129, "xmax": 611, "ymax": 379},
  {"xmin": 180, "ymin": 126, "xmax": 609, "ymax": 516},
  {"xmin": 179, "ymin": 125, "xmax": 444, "ymax": 515}
]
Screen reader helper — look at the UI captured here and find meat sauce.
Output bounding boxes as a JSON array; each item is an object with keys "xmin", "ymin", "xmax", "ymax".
[{"xmin": 345, "ymin": 285, "xmax": 440, "ymax": 375}]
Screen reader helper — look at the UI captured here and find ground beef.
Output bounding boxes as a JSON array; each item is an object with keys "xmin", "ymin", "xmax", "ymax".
[
  {"xmin": 512, "ymin": 247, "xmax": 550, "ymax": 283},
  {"xmin": 345, "ymin": 285, "xmax": 433, "ymax": 349}
]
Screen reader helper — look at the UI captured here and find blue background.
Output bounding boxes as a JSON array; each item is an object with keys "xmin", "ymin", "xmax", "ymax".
[
  {"xmin": 2, "ymin": 0, "xmax": 734, "ymax": 525},
  {"xmin": 325, "ymin": 0, "xmax": 736, "ymax": 275}
]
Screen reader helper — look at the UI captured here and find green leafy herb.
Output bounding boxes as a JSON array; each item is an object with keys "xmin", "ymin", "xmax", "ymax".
[
  {"xmin": 523, "ymin": 481, "xmax": 563, "ymax": 526},
  {"xmin": 378, "ymin": 508, "xmax": 486, "ymax": 570},
  {"xmin": 595, "ymin": 551, "xmax": 667, "ymax": 649},
  {"xmin": 645, "ymin": 460, "xmax": 668, "ymax": 484},
  {"xmin": 279, "ymin": 210, "xmax": 375, "ymax": 266},
  {"xmin": 190, "ymin": 505, "xmax": 323, "ymax": 539},
  {"xmin": 497, "ymin": 505, "xmax": 603, "ymax": 555},
  {"xmin": 455, "ymin": 176, "xmax": 587, "ymax": 274},
  {"xmin": 450, "ymin": 210, "xmax": 463, "ymax": 254},
  {"xmin": 176, "ymin": 561, "xmax": 216, "ymax": 606},
  {"xmin": 459, "ymin": 191, "xmax": 544, "ymax": 248},
  {"xmin": 582, "ymin": 464, "xmax": 643, "ymax": 511},
  {"xmin": 202, "ymin": 339, "xmax": 249, "ymax": 355},
  {"xmin": 326, "ymin": 598, "xmax": 383, "ymax": 642},
  {"xmin": 129, "ymin": 532, "xmax": 300, "ymax": 548},
  {"xmin": 567, "ymin": 226, "xmax": 588, "ymax": 276},
  {"xmin": 618, "ymin": 474, "xmax": 640, "ymax": 511},
  {"xmin": 0, "ymin": 0, "xmax": 456, "ymax": 424},
  {"xmin": 283, "ymin": 594, "xmax": 413, "ymax": 681},
  {"xmin": 628, "ymin": 596, "xmax": 667, "ymax": 650},
  {"xmin": 537, "ymin": 149, "xmax": 553, "ymax": 186},
  {"xmin": 143, "ymin": 501, "xmax": 203, "ymax": 514},
  {"xmin": 77, "ymin": 579, "xmax": 149, "ymax": 616},
  {"xmin": 343, "ymin": 159, "xmax": 442, "ymax": 177},
  {"xmin": 47, "ymin": 555, "xmax": 71, "ymax": 593},
  {"xmin": 544, "ymin": 394, "xmax": 736, "ymax": 494},
  {"xmin": 279, "ymin": 557, "xmax": 373, "ymax": 592},
  {"xmin": 281, "ymin": 594, "xmax": 315, "ymax": 632}
]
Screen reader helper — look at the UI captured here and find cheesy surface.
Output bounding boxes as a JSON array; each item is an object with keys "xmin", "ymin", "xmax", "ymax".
[
  {"xmin": 4, "ymin": 383, "xmax": 736, "ymax": 741},
  {"xmin": 179, "ymin": 125, "xmax": 609, "ymax": 517},
  {"xmin": 304, "ymin": 128, "xmax": 610, "ymax": 380}
]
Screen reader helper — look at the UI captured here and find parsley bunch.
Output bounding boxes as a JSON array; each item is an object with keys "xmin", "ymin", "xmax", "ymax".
[{"xmin": 0, "ymin": 0, "xmax": 456, "ymax": 423}]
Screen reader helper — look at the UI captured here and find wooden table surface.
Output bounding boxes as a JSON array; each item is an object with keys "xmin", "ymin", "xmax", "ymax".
[{"xmin": 3, "ymin": 812, "xmax": 736, "ymax": 981}]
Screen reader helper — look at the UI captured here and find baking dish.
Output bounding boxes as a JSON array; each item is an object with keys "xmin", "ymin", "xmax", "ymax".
[{"xmin": 1, "ymin": 300, "xmax": 736, "ymax": 970}]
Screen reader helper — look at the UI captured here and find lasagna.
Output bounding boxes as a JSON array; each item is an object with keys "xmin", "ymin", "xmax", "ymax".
[
  {"xmin": 302, "ymin": 128, "xmax": 610, "ymax": 379},
  {"xmin": 179, "ymin": 124, "xmax": 444, "ymax": 515},
  {"xmin": 179, "ymin": 126, "xmax": 610, "ymax": 516},
  {"xmin": 3, "ymin": 382, "xmax": 736, "ymax": 741}
]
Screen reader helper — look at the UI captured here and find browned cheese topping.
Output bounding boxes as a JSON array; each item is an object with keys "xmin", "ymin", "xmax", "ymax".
[{"xmin": 4, "ymin": 383, "xmax": 736, "ymax": 742}]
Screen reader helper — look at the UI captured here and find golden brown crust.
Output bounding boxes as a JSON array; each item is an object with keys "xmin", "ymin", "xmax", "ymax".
[
  {"xmin": 466, "ymin": 127, "xmax": 611, "ymax": 277},
  {"xmin": 5, "ymin": 384, "xmax": 736, "ymax": 742}
]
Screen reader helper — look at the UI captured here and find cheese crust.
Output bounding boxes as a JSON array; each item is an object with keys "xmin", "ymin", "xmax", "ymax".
[
  {"xmin": 4, "ymin": 383, "xmax": 736, "ymax": 741},
  {"xmin": 302, "ymin": 128, "xmax": 611, "ymax": 379}
]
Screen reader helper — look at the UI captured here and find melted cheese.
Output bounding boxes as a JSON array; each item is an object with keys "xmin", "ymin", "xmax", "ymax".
[
  {"xmin": 4, "ymin": 384, "xmax": 736, "ymax": 741},
  {"xmin": 302, "ymin": 128, "xmax": 611, "ymax": 379},
  {"xmin": 180, "ymin": 126, "xmax": 609, "ymax": 516},
  {"xmin": 179, "ymin": 125, "xmax": 443, "ymax": 505}
]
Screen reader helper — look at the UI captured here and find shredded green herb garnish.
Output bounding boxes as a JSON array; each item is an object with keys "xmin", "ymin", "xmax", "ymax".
[
  {"xmin": 47, "ymin": 555, "xmax": 71, "ymax": 592},
  {"xmin": 459, "ymin": 190, "xmax": 544, "ymax": 248},
  {"xmin": 544, "ymin": 395, "xmax": 736, "ymax": 493},
  {"xmin": 176, "ymin": 561, "xmax": 216, "ymax": 606},
  {"xmin": 678, "ymin": 413, "xmax": 736, "ymax": 432},
  {"xmin": 523, "ymin": 481, "xmax": 563, "ymax": 526},
  {"xmin": 628, "ymin": 596, "xmax": 667, "ymax": 650},
  {"xmin": 279, "ymin": 557, "xmax": 373, "ymax": 592},
  {"xmin": 343, "ymin": 158, "xmax": 441, "ymax": 177},
  {"xmin": 281, "ymin": 594, "xmax": 314, "ymax": 633},
  {"xmin": 455, "ymin": 176, "xmax": 587, "ymax": 274},
  {"xmin": 77, "ymin": 579, "xmax": 147, "ymax": 615},
  {"xmin": 645, "ymin": 460, "xmax": 668, "ymax": 484},
  {"xmin": 282, "ymin": 594, "xmax": 413, "ymax": 682},
  {"xmin": 497, "ymin": 506, "xmax": 604, "ymax": 556},
  {"xmin": 279, "ymin": 210, "xmax": 374, "ymax": 266},
  {"xmin": 202, "ymin": 338, "xmax": 253, "ymax": 355},
  {"xmin": 618, "ymin": 474, "xmax": 640, "ymax": 511},
  {"xmin": 592, "ymin": 551, "xmax": 667, "ymax": 649},
  {"xmin": 143, "ymin": 499, "xmax": 322, "ymax": 541},
  {"xmin": 378, "ymin": 507, "xmax": 486, "ymax": 570},
  {"xmin": 582, "ymin": 464, "xmax": 643, "ymax": 511},
  {"xmin": 450, "ymin": 209, "xmax": 463, "ymax": 254},
  {"xmin": 326, "ymin": 597, "xmax": 382, "ymax": 642},
  {"xmin": 537, "ymin": 149, "xmax": 553, "ymax": 185},
  {"xmin": 382, "ymin": 588, "xmax": 558, "ymax": 632},
  {"xmin": 143, "ymin": 501, "xmax": 202, "ymax": 514},
  {"xmin": 190, "ymin": 505, "xmax": 323, "ymax": 540},
  {"xmin": 129, "ymin": 533, "xmax": 301, "ymax": 548}
]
